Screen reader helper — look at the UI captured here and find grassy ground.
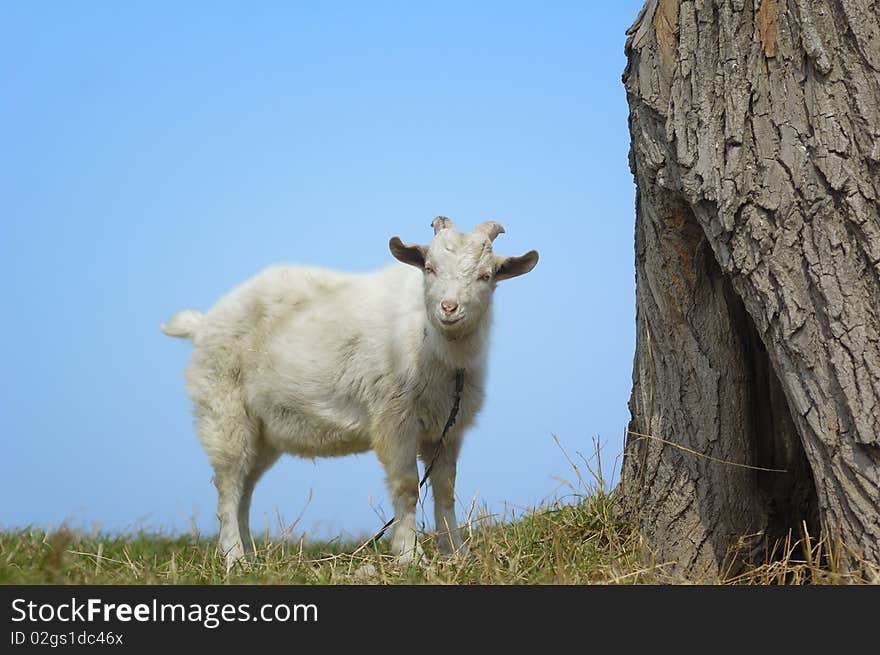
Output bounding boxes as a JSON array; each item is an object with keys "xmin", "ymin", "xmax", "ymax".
[
  {"xmin": 2, "ymin": 489, "xmax": 872, "ymax": 584},
  {"xmin": 0, "ymin": 492, "xmax": 650, "ymax": 585}
]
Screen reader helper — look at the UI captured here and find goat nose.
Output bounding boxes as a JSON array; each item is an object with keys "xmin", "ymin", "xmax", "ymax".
[{"xmin": 441, "ymin": 300, "xmax": 459, "ymax": 314}]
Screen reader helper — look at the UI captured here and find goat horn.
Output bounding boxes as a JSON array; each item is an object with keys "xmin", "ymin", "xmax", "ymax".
[
  {"xmin": 475, "ymin": 221, "xmax": 506, "ymax": 242},
  {"xmin": 431, "ymin": 216, "xmax": 455, "ymax": 234}
]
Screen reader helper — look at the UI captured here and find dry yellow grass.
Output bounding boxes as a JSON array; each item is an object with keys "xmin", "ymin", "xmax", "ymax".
[{"xmin": 2, "ymin": 488, "xmax": 875, "ymax": 585}]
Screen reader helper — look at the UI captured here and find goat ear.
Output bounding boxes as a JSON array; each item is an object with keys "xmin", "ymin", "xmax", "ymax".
[
  {"xmin": 495, "ymin": 250, "xmax": 539, "ymax": 281},
  {"xmin": 389, "ymin": 237, "xmax": 427, "ymax": 269}
]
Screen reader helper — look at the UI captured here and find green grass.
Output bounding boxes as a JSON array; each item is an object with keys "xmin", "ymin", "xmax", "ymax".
[
  {"xmin": 1, "ymin": 492, "xmax": 662, "ymax": 585},
  {"xmin": 3, "ymin": 492, "xmax": 874, "ymax": 585}
]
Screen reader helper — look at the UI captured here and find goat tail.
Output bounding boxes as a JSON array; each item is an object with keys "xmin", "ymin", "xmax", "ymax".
[{"xmin": 161, "ymin": 309, "xmax": 203, "ymax": 339}]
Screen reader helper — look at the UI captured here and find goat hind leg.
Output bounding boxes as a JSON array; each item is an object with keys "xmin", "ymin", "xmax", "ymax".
[
  {"xmin": 237, "ymin": 445, "xmax": 280, "ymax": 559},
  {"xmin": 196, "ymin": 407, "xmax": 259, "ymax": 570}
]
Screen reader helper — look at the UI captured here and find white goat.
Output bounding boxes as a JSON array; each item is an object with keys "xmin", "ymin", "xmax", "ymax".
[{"xmin": 162, "ymin": 217, "xmax": 538, "ymax": 567}]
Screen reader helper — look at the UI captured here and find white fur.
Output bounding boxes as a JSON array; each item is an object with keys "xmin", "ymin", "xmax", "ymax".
[
  {"xmin": 161, "ymin": 310, "xmax": 203, "ymax": 339},
  {"xmin": 163, "ymin": 220, "xmax": 537, "ymax": 568}
]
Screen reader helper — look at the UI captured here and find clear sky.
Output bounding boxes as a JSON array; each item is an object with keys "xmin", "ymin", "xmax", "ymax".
[{"xmin": 1, "ymin": 1, "xmax": 643, "ymax": 541}]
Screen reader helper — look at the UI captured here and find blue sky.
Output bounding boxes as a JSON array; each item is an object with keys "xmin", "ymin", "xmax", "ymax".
[{"xmin": 1, "ymin": 1, "xmax": 642, "ymax": 541}]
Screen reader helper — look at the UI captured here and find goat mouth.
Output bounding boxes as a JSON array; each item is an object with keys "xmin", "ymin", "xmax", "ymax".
[{"xmin": 439, "ymin": 315, "xmax": 463, "ymax": 326}]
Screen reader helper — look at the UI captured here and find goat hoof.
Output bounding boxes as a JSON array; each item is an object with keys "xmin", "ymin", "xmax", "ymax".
[
  {"xmin": 223, "ymin": 547, "xmax": 249, "ymax": 573},
  {"xmin": 393, "ymin": 546, "xmax": 425, "ymax": 569},
  {"xmin": 353, "ymin": 563, "xmax": 378, "ymax": 580},
  {"xmin": 438, "ymin": 543, "xmax": 472, "ymax": 562}
]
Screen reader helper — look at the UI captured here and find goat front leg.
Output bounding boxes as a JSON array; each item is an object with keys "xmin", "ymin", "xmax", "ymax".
[
  {"xmin": 422, "ymin": 437, "xmax": 468, "ymax": 558},
  {"xmin": 374, "ymin": 422, "xmax": 423, "ymax": 566}
]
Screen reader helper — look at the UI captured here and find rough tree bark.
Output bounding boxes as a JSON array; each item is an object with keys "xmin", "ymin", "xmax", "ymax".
[{"xmin": 620, "ymin": 0, "xmax": 880, "ymax": 579}]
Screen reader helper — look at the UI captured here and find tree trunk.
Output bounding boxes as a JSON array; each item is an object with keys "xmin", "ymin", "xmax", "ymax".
[{"xmin": 620, "ymin": 0, "xmax": 880, "ymax": 579}]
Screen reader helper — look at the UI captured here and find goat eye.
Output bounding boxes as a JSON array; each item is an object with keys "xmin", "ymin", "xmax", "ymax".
[
  {"xmin": 424, "ymin": 265, "xmax": 436, "ymax": 275},
  {"xmin": 479, "ymin": 272, "xmax": 492, "ymax": 281}
]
